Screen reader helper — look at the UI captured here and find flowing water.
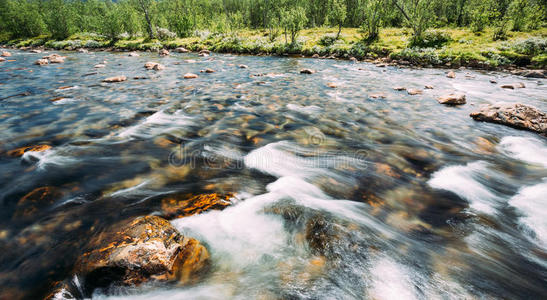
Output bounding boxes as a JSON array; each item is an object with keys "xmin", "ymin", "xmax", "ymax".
[{"xmin": 0, "ymin": 49, "xmax": 546, "ymax": 299}]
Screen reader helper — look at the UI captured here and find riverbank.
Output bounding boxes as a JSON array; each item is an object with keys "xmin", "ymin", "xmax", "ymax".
[{"xmin": 2, "ymin": 27, "xmax": 546, "ymax": 71}]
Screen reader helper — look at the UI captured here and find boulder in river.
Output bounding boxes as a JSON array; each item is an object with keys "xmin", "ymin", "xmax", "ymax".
[
  {"xmin": 7, "ymin": 144, "xmax": 52, "ymax": 157},
  {"xmin": 1, "ymin": 51, "xmax": 11, "ymax": 57},
  {"xmin": 500, "ymin": 83, "xmax": 525, "ymax": 89},
  {"xmin": 514, "ymin": 69, "xmax": 546, "ymax": 78},
  {"xmin": 143, "ymin": 62, "xmax": 165, "ymax": 70},
  {"xmin": 30, "ymin": 49, "xmax": 42, "ymax": 53},
  {"xmin": 159, "ymin": 49, "xmax": 170, "ymax": 56},
  {"xmin": 128, "ymin": 52, "xmax": 140, "ymax": 57},
  {"xmin": 175, "ymin": 47, "xmax": 189, "ymax": 53},
  {"xmin": 393, "ymin": 86, "xmax": 406, "ymax": 91},
  {"xmin": 183, "ymin": 73, "xmax": 198, "ymax": 79},
  {"xmin": 200, "ymin": 68, "xmax": 215, "ymax": 73},
  {"xmin": 75, "ymin": 216, "xmax": 209, "ymax": 292},
  {"xmin": 160, "ymin": 193, "xmax": 232, "ymax": 220},
  {"xmin": 102, "ymin": 76, "xmax": 127, "ymax": 83},
  {"xmin": 94, "ymin": 64, "xmax": 106, "ymax": 68},
  {"xmin": 199, "ymin": 49, "xmax": 211, "ymax": 55},
  {"xmin": 437, "ymin": 93, "xmax": 466, "ymax": 105},
  {"xmin": 326, "ymin": 82, "xmax": 337, "ymax": 88},
  {"xmin": 312, "ymin": 54, "xmax": 320, "ymax": 58},
  {"xmin": 78, "ymin": 48, "xmax": 89, "ymax": 53},
  {"xmin": 34, "ymin": 59, "xmax": 49, "ymax": 66},
  {"xmin": 44, "ymin": 54, "xmax": 65, "ymax": 63},
  {"xmin": 0, "ymin": 57, "xmax": 5, "ymax": 62},
  {"xmin": 407, "ymin": 89, "xmax": 423, "ymax": 95},
  {"xmin": 446, "ymin": 71, "xmax": 456, "ymax": 78},
  {"xmin": 300, "ymin": 69, "xmax": 315, "ymax": 74},
  {"xmin": 238, "ymin": 64, "xmax": 248, "ymax": 69},
  {"xmin": 470, "ymin": 102, "xmax": 547, "ymax": 135}
]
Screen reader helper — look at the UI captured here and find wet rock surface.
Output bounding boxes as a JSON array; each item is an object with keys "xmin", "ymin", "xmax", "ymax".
[
  {"xmin": 75, "ymin": 216, "xmax": 209, "ymax": 294},
  {"xmin": 470, "ymin": 102, "xmax": 547, "ymax": 135},
  {"xmin": 437, "ymin": 93, "xmax": 466, "ymax": 105},
  {"xmin": 160, "ymin": 193, "xmax": 233, "ymax": 220}
]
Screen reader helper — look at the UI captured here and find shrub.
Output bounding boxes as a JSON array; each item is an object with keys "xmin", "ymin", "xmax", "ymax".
[
  {"xmin": 531, "ymin": 54, "xmax": 547, "ymax": 67},
  {"xmin": 318, "ymin": 34, "xmax": 337, "ymax": 46},
  {"xmin": 156, "ymin": 27, "xmax": 176, "ymax": 41},
  {"xmin": 409, "ymin": 30, "xmax": 451, "ymax": 48},
  {"xmin": 391, "ymin": 47, "xmax": 442, "ymax": 65},
  {"xmin": 510, "ymin": 38, "xmax": 547, "ymax": 56},
  {"xmin": 84, "ymin": 40, "xmax": 101, "ymax": 48}
]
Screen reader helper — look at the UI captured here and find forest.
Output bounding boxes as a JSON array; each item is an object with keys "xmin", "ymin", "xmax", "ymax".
[{"xmin": 0, "ymin": 0, "xmax": 546, "ymax": 67}]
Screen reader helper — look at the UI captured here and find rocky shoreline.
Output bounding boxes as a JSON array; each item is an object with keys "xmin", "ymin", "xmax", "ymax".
[{"xmin": 2, "ymin": 44, "xmax": 546, "ymax": 77}]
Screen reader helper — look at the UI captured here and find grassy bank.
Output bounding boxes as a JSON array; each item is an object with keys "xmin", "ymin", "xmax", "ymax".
[{"xmin": 3, "ymin": 27, "xmax": 546, "ymax": 69}]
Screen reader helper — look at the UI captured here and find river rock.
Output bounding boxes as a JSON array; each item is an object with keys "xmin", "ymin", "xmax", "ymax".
[
  {"xmin": 75, "ymin": 216, "xmax": 209, "ymax": 291},
  {"xmin": 199, "ymin": 49, "xmax": 210, "ymax": 55},
  {"xmin": 34, "ymin": 59, "xmax": 49, "ymax": 66},
  {"xmin": 143, "ymin": 62, "xmax": 165, "ymax": 70},
  {"xmin": 238, "ymin": 64, "xmax": 248, "ymax": 69},
  {"xmin": 470, "ymin": 102, "xmax": 547, "ymax": 135},
  {"xmin": 349, "ymin": 57, "xmax": 357, "ymax": 63},
  {"xmin": 425, "ymin": 85, "xmax": 434, "ymax": 89},
  {"xmin": 200, "ymin": 68, "xmax": 215, "ymax": 73},
  {"xmin": 7, "ymin": 144, "xmax": 52, "ymax": 157},
  {"xmin": 128, "ymin": 52, "xmax": 140, "ymax": 57},
  {"xmin": 407, "ymin": 89, "xmax": 423, "ymax": 95},
  {"xmin": 94, "ymin": 64, "xmax": 105, "ymax": 68},
  {"xmin": 161, "ymin": 193, "xmax": 232, "ymax": 220},
  {"xmin": 159, "ymin": 49, "xmax": 169, "ymax": 56},
  {"xmin": 300, "ymin": 69, "xmax": 315, "ymax": 74},
  {"xmin": 490, "ymin": 79, "xmax": 497, "ymax": 84},
  {"xmin": 102, "ymin": 76, "xmax": 127, "ymax": 83},
  {"xmin": 175, "ymin": 47, "xmax": 189, "ymax": 53},
  {"xmin": 437, "ymin": 93, "xmax": 466, "ymax": 105},
  {"xmin": 183, "ymin": 73, "xmax": 198, "ymax": 79},
  {"xmin": 1, "ymin": 51, "xmax": 11, "ymax": 57},
  {"xmin": 30, "ymin": 49, "xmax": 42, "ymax": 53},
  {"xmin": 515, "ymin": 69, "xmax": 546, "ymax": 78},
  {"xmin": 393, "ymin": 86, "xmax": 406, "ymax": 91},
  {"xmin": 446, "ymin": 71, "xmax": 456, "ymax": 78},
  {"xmin": 13, "ymin": 187, "xmax": 62, "ymax": 218},
  {"xmin": 0, "ymin": 57, "xmax": 5, "ymax": 62},
  {"xmin": 500, "ymin": 83, "xmax": 525, "ymax": 89},
  {"xmin": 46, "ymin": 54, "xmax": 65, "ymax": 63},
  {"xmin": 78, "ymin": 48, "xmax": 89, "ymax": 53},
  {"xmin": 326, "ymin": 82, "xmax": 337, "ymax": 88},
  {"xmin": 312, "ymin": 54, "xmax": 320, "ymax": 58}
]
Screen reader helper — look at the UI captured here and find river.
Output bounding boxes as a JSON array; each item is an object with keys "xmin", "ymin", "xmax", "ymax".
[{"xmin": 0, "ymin": 49, "xmax": 546, "ymax": 299}]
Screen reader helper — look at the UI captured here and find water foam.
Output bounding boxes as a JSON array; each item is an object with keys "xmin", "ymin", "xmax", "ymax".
[
  {"xmin": 509, "ymin": 179, "xmax": 547, "ymax": 247},
  {"xmin": 428, "ymin": 161, "xmax": 500, "ymax": 214},
  {"xmin": 117, "ymin": 110, "xmax": 196, "ymax": 139},
  {"xmin": 499, "ymin": 136, "xmax": 547, "ymax": 168}
]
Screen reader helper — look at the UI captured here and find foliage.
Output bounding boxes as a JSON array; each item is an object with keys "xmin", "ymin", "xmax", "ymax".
[
  {"xmin": 328, "ymin": 0, "xmax": 347, "ymax": 39},
  {"xmin": 280, "ymin": 5, "xmax": 308, "ymax": 45},
  {"xmin": 319, "ymin": 34, "xmax": 338, "ymax": 46},
  {"xmin": 361, "ymin": 0, "xmax": 385, "ymax": 43},
  {"xmin": 409, "ymin": 30, "xmax": 452, "ymax": 48}
]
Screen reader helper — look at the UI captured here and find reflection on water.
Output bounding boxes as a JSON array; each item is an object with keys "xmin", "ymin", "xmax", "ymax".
[{"xmin": 0, "ymin": 49, "xmax": 546, "ymax": 299}]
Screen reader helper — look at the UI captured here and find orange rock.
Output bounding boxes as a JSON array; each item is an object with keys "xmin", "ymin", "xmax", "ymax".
[
  {"xmin": 446, "ymin": 71, "xmax": 455, "ymax": 78},
  {"xmin": 76, "ymin": 216, "xmax": 209, "ymax": 290},
  {"xmin": 1, "ymin": 51, "xmax": 11, "ymax": 57},
  {"xmin": 326, "ymin": 82, "xmax": 337, "ymax": 88},
  {"xmin": 161, "ymin": 193, "xmax": 232, "ymax": 220},
  {"xmin": 7, "ymin": 144, "xmax": 52, "ymax": 157}
]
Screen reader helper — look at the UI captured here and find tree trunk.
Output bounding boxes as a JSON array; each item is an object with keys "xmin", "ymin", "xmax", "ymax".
[{"xmin": 336, "ymin": 24, "xmax": 342, "ymax": 39}]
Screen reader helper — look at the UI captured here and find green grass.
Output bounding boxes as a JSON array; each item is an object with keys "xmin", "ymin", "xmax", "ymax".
[{"xmin": 3, "ymin": 27, "xmax": 546, "ymax": 68}]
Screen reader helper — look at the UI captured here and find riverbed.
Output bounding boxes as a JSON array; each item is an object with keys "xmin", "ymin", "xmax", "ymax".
[{"xmin": 0, "ymin": 49, "xmax": 546, "ymax": 299}]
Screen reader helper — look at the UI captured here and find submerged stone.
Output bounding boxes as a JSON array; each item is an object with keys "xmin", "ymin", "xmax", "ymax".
[{"xmin": 13, "ymin": 186, "xmax": 62, "ymax": 219}]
